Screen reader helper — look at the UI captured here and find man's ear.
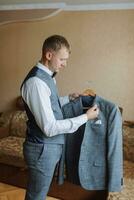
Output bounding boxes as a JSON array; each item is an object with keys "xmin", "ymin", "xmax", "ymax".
[{"xmin": 46, "ymin": 51, "xmax": 53, "ymax": 61}]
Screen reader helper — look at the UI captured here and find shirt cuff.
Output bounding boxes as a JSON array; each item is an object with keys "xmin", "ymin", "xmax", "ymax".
[{"xmin": 71, "ymin": 114, "xmax": 88, "ymax": 127}]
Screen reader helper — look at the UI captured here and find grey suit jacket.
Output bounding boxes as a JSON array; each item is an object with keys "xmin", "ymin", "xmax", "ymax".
[{"xmin": 62, "ymin": 95, "xmax": 123, "ymax": 192}]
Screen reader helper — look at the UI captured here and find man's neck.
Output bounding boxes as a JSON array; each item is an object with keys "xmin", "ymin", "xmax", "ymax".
[{"xmin": 40, "ymin": 59, "xmax": 53, "ymax": 72}]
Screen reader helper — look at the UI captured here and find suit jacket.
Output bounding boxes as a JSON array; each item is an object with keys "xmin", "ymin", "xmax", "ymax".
[{"xmin": 62, "ymin": 95, "xmax": 123, "ymax": 192}]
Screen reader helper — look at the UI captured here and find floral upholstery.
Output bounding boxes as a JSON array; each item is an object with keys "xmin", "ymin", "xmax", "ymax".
[
  {"xmin": 123, "ymin": 125, "xmax": 134, "ymax": 162},
  {"xmin": 0, "ymin": 110, "xmax": 27, "ymax": 167},
  {"xmin": 0, "ymin": 110, "xmax": 27, "ymax": 137},
  {"xmin": 0, "ymin": 136, "xmax": 25, "ymax": 167},
  {"xmin": 10, "ymin": 111, "xmax": 27, "ymax": 138},
  {"xmin": 0, "ymin": 111, "xmax": 14, "ymax": 128},
  {"xmin": 0, "ymin": 136, "xmax": 24, "ymax": 158}
]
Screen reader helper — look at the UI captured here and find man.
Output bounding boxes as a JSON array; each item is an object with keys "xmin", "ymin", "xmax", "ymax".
[{"xmin": 21, "ymin": 35, "xmax": 99, "ymax": 200}]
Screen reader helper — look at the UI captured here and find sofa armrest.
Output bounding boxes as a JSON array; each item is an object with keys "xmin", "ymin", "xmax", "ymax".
[{"xmin": 0, "ymin": 127, "xmax": 9, "ymax": 139}]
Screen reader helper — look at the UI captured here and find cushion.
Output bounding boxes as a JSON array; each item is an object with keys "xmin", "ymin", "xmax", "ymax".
[
  {"xmin": 0, "ymin": 136, "xmax": 25, "ymax": 167},
  {"xmin": 0, "ymin": 136, "xmax": 24, "ymax": 158},
  {"xmin": 0, "ymin": 111, "xmax": 14, "ymax": 128},
  {"xmin": 10, "ymin": 111, "xmax": 27, "ymax": 138}
]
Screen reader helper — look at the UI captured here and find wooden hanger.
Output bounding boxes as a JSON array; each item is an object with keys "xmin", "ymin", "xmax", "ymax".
[{"xmin": 82, "ymin": 88, "xmax": 96, "ymax": 97}]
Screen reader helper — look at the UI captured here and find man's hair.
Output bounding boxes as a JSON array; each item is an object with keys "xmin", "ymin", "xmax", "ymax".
[{"xmin": 42, "ymin": 35, "xmax": 70, "ymax": 54}]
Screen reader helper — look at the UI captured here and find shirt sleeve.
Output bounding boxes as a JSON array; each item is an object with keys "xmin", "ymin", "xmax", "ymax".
[{"xmin": 21, "ymin": 77, "xmax": 88, "ymax": 137}]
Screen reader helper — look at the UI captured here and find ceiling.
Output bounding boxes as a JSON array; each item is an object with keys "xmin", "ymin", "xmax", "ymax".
[{"xmin": 0, "ymin": 0, "xmax": 134, "ymax": 25}]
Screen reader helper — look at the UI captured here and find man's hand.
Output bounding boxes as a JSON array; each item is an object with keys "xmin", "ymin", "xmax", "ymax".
[
  {"xmin": 86, "ymin": 104, "xmax": 99, "ymax": 120},
  {"xmin": 69, "ymin": 93, "xmax": 81, "ymax": 101}
]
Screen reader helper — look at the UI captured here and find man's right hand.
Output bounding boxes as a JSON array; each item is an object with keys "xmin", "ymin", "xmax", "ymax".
[{"xmin": 86, "ymin": 104, "xmax": 99, "ymax": 120}]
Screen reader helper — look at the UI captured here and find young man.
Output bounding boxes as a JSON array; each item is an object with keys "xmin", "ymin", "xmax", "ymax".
[{"xmin": 21, "ymin": 35, "xmax": 99, "ymax": 200}]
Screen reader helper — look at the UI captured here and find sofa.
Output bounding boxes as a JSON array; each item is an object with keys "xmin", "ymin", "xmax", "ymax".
[
  {"xmin": 108, "ymin": 123, "xmax": 134, "ymax": 200},
  {"xmin": 0, "ymin": 109, "xmax": 27, "ymax": 168},
  {"xmin": 0, "ymin": 98, "xmax": 134, "ymax": 199}
]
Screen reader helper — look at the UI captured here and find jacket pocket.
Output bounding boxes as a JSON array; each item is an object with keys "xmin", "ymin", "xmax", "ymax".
[{"xmin": 93, "ymin": 160, "xmax": 105, "ymax": 167}]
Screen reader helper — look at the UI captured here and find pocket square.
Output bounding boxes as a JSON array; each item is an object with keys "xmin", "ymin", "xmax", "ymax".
[{"xmin": 95, "ymin": 119, "xmax": 102, "ymax": 125}]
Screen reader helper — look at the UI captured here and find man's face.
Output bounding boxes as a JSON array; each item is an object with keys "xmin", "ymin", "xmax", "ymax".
[{"xmin": 48, "ymin": 47, "xmax": 69, "ymax": 73}]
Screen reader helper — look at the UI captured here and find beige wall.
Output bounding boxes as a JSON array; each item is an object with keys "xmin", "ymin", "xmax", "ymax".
[{"xmin": 0, "ymin": 10, "xmax": 134, "ymax": 120}]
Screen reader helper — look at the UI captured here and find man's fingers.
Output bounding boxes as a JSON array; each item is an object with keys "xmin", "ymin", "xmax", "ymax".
[{"xmin": 92, "ymin": 104, "xmax": 98, "ymax": 110}]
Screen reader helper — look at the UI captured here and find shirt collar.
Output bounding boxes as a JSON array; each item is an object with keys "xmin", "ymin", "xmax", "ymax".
[{"xmin": 36, "ymin": 62, "xmax": 53, "ymax": 76}]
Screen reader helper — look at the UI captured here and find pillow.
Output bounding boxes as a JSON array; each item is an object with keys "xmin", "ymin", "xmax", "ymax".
[
  {"xmin": 0, "ymin": 111, "xmax": 14, "ymax": 128},
  {"xmin": 10, "ymin": 111, "xmax": 27, "ymax": 138}
]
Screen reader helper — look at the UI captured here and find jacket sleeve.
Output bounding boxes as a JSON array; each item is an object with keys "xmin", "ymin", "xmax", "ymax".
[
  {"xmin": 62, "ymin": 97, "xmax": 83, "ymax": 118},
  {"xmin": 107, "ymin": 106, "xmax": 123, "ymax": 192}
]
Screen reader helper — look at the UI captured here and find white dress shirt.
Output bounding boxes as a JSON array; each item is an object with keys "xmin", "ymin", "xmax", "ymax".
[{"xmin": 21, "ymin": 62, "xmax": 88, "ymax": 137}]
